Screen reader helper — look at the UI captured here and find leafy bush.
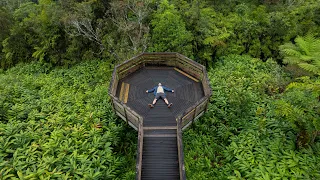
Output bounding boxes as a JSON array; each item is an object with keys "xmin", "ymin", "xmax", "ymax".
[
  {"xmin": 280, "ymin": 35, "xmax": 320, "ymax": 76},
  {"xmin": 184, "ymin": 55, "xmax": 320, "ymax": 179},
  {"xmin": 0, "ymin": 60, "xmax": 136, "ymax": 179},
  {"xmin": 149, "ymin": 0, "xmax": 193, "ymax": 56},
  {"xmin": 275, "ymin": 77, "xmax": 320, "ymax": 147}
]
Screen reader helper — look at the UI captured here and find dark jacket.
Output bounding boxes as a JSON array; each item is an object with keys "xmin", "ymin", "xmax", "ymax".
[{"xmin": 147, "ymin": 86, "xmax": 173, "ymax": 96}]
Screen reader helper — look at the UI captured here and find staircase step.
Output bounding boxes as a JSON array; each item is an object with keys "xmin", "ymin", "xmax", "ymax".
[
  {"xmin": 144, "ymin": 129, "xmax": 177, "ymax": 138},
  {"xmin": 141, "ymin": 135, "xmax": 179, "ymax": 179},
  {"xmin": 143, "ymin": 126, "xmax": 177, "ymax": 130}
]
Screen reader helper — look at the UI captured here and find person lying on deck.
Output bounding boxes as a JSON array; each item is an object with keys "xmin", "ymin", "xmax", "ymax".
[{"xmin": 146, "ymin": 83, "xmax": 174, "ymax": 108}]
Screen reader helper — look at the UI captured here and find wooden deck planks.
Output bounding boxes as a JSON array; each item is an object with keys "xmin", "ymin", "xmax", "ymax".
[
  {"xmin": 116, "ymin": 67, "xmax": 203, "ymax": 116},
  {"xmin": 174, "ymin": 67, "xmax": 199, "ymax": 82},
  {"xmin": 115, "ymin": 67, "xmax": 205, "ymax": 180},
  {"xmin": 141, "ymin": 134, "xmax": 180, "ymax": 179},
  {"xmin": 143, "ymin": 126, "xmax": 177, "ymax": 130},
  {"xmin": 119, "ymin": 82, "xmax": 125, "ymax": 101},
  {"xmin": 123, "ymin": 83, "xmax": 130, "ymax": 103},
  {"xmin": 144, "ymin": 134, "xmax": 177, "ymax": 137},
  {"xmin": 119, "ymin": 82, "xmax": 130, "ymax": 103}
]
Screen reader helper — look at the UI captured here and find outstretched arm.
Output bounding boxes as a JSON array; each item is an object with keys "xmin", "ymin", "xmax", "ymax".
[
  {"xmin": 163, "ymin": 86, "xmax": 174, "ymax": 93},
  {"xmin": 146, "ymin": 87, "xmax": 155, "ymax": 93}
]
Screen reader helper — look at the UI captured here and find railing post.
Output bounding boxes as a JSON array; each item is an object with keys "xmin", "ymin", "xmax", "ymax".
[
  {"xmin": 177, "ymin": 117, "xmax": 186, "ymax": 180},
  {"xmin": 192, "ymin": 107, "xmax": 197, "ymax": 125},
  {"xmin": 124, "ymin": 107, "xmax": 128, "ymax": 124},
  {"xmin": 136, "ymin": 122, "xmax": 143, "ymax": 180}
]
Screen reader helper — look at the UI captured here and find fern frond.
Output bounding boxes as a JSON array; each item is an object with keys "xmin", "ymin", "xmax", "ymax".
[
  {"xmin": 280, "ymin": 42, "xmax": 298, "ymax": 51},
  {"xmin": 304, "ymin": 34, "xmax": 317, "ymax": 51},
  {"xmin": 309, "ymin": 41, "xmax": 320, "ymax": 53},
  {"xmin": 314, "ymin": 39, "xmax": 320, "ymax": 51},
  {"xmin": 286, "ymin": 82, "xmax": 299, "ymax": 90},
  {"xmin": 283, "ymin": 57, "xmax": 301, "ymax": 64},
  {"xmin": 293, "ymin": 105, "xmax": 305, "ymax": 117},
  {"xmin": 295, "ymin": 36, "xmax": 310, "ymax": 55},
  {"xmin": 305, "ymin": 34, "xmax": 315, "ymax": 41},
  {"xmin": 282, "ymin": 48, "xmax": 301, "ymax": 57},
  {"xmin": 314, "ymin": 59, "xmax": 320, "ymax": 70},
  {"xmin": 298, "ymin": 63, "xmax": 319, "ymax": 75},
  {"xmin": 281, "ymin": 35, "xmax": 320, "ymax": 75},
  {"xmin": 275, "ymin": 100, "xmax": 293, "ymax": 117},
  {"xmin": 299, "ymin": 55, "xmax": 313, "ymax": 62},
  {"xmin": 295, "ymin": 76, "xmax": 310, "ymax": 82},
  {"xmin": 313, "ymin": 119, "xmax": 320, "ymax": 131}
]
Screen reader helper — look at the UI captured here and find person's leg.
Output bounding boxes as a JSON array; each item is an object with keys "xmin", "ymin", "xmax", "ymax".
[
  {"xmin": 152, "ymin": 98, "xmax": 157, "ymax": 104},
  {"xmin": 160, "ymin": 94, "xmax": 167, "ymax": 104},
  {"xmin": 149, "ymin": 95, "xmax": 159, "ymax": 108},
  {"xmin": 164, "ymin": 98, "xmax": 173, "ymax": 108},
  {"xmin": 160, "ymin": 94, "xmax": 172, "ymax": 107},
  {"xmin": 149, "ymin": 98, "xmax": 156, "ymax": 108},
  {"xmin": 164, "ymin": 98, "xmax": 169, "ymax": 105}
]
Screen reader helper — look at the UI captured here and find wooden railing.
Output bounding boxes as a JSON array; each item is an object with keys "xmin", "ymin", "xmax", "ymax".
[
  {"xmin": 141, "ymin": 53, "xmax": 204, "ymax": 81},
  {"xmin": 135, "ymin": 123, "xmax": 143, "ymax": 180},
  {"xmin": 177, "ymin": 118, "xmax": 187, "ymax": 180},
  {"xmin": 109, "ymin": 52, "xmax": 212, "ymax": 180},
  {"xmin": 109, "ymin": 94, "xmax": 143, "ymax": 130},
  {"xmin": 179, "ymin": 60, "xmax": 212, "ymax": 130},
  {"xmin": 117, "ymin": 54, "xmax": 144, "ymax": 80},
  {"xmin": 114, "ymin": 52, "xmax": 208, "ymax": 82},
  {"xmin": 201, "ymin": 67, "xmax": 212, "ymax": 97},
  {"xmin": 109, "ymin": 52, "xmax": 211, "ymax": 130},
  {"xmin": 180, "ymin": 97, "xmax": 209, "ymax": 130}
]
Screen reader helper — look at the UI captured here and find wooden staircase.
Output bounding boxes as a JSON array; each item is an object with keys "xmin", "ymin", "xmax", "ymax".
[
  {"xmin": 109, "ymin": 54, "xmax": 212, "ymax": 180},
  {"xmin": 141, "ymin": 128, "xmax": 179, "ymax": 179},
  {"xmin": 136, "ymin": 102, "xmax": 185, "ymax": 180}
]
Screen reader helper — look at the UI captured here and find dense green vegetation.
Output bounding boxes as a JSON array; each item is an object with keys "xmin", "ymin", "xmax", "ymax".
[
  {"xmin": 1, "ymin": 0, "xmax": 320, "ymax": 69},
  {"xmin": 0, "ymin": 61, "xmax": 136, "ymax": 179},
  {"xmin": 0, "ymin": 0, "xmax": 319, "ymax": 179},
  {"xmin": 184, "ymin": 55, "xmax": 319, "ymax": 179}
]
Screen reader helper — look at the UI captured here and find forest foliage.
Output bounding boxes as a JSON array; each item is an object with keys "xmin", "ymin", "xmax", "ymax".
[
  {"xmin": 0, "ymin": 0, "xmax": 320, "ymax": 179},
  {"xmin": 1, "ymin": 0, "xmax": 320, "ymax": 69},
  {"xmin": 0, "ymin": 61, "xmax": 137, "ymax": 179},
  {"xmin": 183, "ymin": 55, "xmax": 320, "ymax": 179}
]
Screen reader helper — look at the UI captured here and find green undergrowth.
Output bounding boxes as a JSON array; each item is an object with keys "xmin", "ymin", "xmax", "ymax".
[
  {"xmin": 183, "ymin": 55, "xmax": 320, "ymax": 179},
  {"xmin": 1, "ymin": 55, "xmax": 319, "ymax": 179},
  {"xmin": 0, "ymin": 60, "xmax": 136, "ymax": 179}
]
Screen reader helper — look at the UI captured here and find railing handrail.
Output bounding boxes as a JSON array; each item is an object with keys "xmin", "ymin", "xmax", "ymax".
[
  {"xmin": 109, "ymin": 52, "xmax": 212, "ymax": 131},
  {"xmin": 108, "ymin": 68, "xmax": 118, "ymax": 96},
  {"xmin": 109, "ymin": 52, "xmax": 212, "ymax": 179},
  {"xmin": 177, "ymin": 118, "xmax": 186, "ymax": 180},
  {"xmin": 182, "ymin": 95, "xmax": 209, "ymax": 117},
  {"xmin": 109, "ymin": 94, "xmax": 144, "ymax": 128},
  {"xmin": 135, "ymin": 122, "xmax": 143, "ymax": 180},
  {"xmin": 201, "ymin": 66, "xmax": 212, "ymax": 97},
  {"xmin": 115, "ymin": 53, "xmax": 144, "ymax": 69},
  {"xmin": 114, "ymin": 52, "xmax": 205, "ymax": 78}
]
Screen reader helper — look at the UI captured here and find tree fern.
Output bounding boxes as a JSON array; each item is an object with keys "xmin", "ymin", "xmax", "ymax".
[
  {"xmin": 298, "ymin": 63, "xmax": 319, "ymax": 75},
  {"xmin": 275, "ymin": 76, "xmax": 320, "ymax": 147},
  {"xmin": 280, "ymin": 34, "xmax": 320, "ymax": 75},
  {"xmin": 295, "ymin": 36, "xmax": 310, "ymax": 55},
  {"xmin": 286, "ymin": 77, "xmax": 320, "ymax": 97}
]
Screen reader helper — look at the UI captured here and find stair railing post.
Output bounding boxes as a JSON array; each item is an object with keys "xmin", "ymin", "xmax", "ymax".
[
  {"xmin": 177, "ymin": 116, "xmax": 186, "ymax": 180},
  {"xmin": 136, "ymin": 122, "xmax": 143, "ymax": 180}
]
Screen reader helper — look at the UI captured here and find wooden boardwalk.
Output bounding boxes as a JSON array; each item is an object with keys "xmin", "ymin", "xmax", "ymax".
[
  {"xmin": 141, "ymin": 102, "xmax": 179, "ymax": 179},
  {"xmin": 116, "ymin": 67, "xmax": 204, "ymax": 179}
]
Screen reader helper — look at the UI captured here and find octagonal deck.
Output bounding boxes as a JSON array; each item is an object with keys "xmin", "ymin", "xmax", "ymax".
[
  {"xmin": 116, "ymin": 67, "xmax": 204, "ymax": 127},
  {"xmin": 110, "ymin": 53, "xmax": 211, "ymax": 179}
]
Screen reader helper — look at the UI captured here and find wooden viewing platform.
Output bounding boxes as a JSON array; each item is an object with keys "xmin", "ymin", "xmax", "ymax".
[{"xmin": 109, "ymin": 53, "xmax": 211, "ymax": 180}]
